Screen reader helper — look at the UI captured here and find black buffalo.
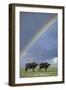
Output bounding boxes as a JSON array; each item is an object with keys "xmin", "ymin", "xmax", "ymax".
[
  {"xmin": 25, "ymin": 62, "xmax": 38, "ymax": 72},
  {"xmin": 39, "ymin": 63, "xmax": 51, "ymax": 71}
]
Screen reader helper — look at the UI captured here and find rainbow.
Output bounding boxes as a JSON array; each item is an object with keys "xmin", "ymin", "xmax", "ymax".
[{"xmin": 20, "ymin": 16, "xmax": 57, "ymax": 59}]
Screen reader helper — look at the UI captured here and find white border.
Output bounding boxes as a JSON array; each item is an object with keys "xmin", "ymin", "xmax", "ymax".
[{"xmin": 15, "ymin": 6, "xmax": 63, "ymax": 84}]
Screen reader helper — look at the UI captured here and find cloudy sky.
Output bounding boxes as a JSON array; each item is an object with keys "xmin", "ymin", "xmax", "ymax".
[{"xmin": 20, "ymin": 12, "xmax": 58, "ymax": 67}]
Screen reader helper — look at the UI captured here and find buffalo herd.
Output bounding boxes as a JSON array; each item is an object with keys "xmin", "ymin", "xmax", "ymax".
[{"xmin": 25, "ymin": 62, "xmax": 51, "ymax": 72}]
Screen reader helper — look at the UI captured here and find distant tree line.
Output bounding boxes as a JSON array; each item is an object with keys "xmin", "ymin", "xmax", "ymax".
[{"xmin": 25, "ymin": 62, "xmax": 51, "ymax": 72}]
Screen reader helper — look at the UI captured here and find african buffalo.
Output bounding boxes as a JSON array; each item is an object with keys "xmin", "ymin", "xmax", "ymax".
[
  {"xmin": 39, "ymin": 63, "xmax": 51, "ymax": 71},
  {"xmin": 25, "ymin": 62, "xmax": 38, "ymax": 72}
]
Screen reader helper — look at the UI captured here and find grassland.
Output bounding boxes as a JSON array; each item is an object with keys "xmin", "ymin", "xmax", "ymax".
[{"xmin": 20, "ymin": 66, "xmax": 58, "ymax": 78}]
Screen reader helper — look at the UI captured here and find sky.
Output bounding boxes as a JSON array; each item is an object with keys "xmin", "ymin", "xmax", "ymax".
[{"xmin": 20, "ymin": 12, "xmax": 58, "ymax": 67}]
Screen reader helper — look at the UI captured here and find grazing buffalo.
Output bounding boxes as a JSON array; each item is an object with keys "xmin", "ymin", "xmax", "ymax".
[
  {"xmin": 25, "ymin": 62, "xmax": 38, "ymax": 72},
  {"xmin": 39, "ymin": 63, "xmax": 51, "ymax": 71}
]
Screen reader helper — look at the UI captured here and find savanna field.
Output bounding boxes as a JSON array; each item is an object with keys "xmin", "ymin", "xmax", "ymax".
[{"xmin": 20, "ymin": 66, "xmax": 58, "ymax": 78}]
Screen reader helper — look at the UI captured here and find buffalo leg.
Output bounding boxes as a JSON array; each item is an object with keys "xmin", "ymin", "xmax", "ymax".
[
  {"xmin": 33, "ymin": 68, "xmax": 34, "ymax": 72},
  {"xmin": 39, "ymin": 68, "xmax": 41, "ymax": 71},
  {"xmin": 45, "ymin": 67, "xmax": 47, "ymax": 71},
  {"xmin": 25, "ymin": 67, "xmax": 28, "ymax": 72}
]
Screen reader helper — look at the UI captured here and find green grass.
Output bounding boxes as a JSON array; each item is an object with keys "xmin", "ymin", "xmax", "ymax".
[{"xmin": 20, "ymin": 67, "xmax": 58, "ymax": 78}]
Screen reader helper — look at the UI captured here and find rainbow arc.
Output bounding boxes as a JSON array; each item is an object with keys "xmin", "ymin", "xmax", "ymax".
[{"xmin": 20, "ymin": 16, "xmax": 57, "ymax": 59}]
